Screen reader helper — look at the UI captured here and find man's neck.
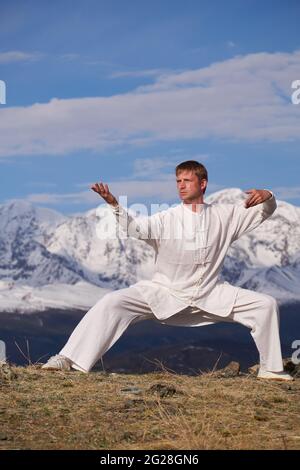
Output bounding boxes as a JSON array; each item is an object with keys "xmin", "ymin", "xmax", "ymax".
[{"xmin": 182, "ymin": 198, "xmax": 205, "ymax": 213}]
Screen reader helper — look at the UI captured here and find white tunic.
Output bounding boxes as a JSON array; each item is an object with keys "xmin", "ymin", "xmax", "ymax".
[{"xmin": 109, "ymin": 192, "xmax": 276, "ymax": 321}]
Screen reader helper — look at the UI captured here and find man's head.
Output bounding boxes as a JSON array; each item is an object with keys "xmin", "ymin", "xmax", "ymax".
[{"xmin": 175, "ymin": 160, "xmax": 208, "ymax": 203}]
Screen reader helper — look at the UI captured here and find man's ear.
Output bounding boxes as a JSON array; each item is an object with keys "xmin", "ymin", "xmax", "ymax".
[{"xmin": 201, "ymin": 179, "xmax": 207, "ymax": 193}]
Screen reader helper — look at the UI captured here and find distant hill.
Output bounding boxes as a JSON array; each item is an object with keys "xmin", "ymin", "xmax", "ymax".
[{"xmin": 1, "ymin": 302, "xmax": 299, "ymax": 373}]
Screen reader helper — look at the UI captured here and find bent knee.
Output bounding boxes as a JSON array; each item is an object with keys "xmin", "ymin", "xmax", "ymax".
[
  {"xmin": 261, "ymin": 294, "xmax": 278, "ymax": 311},
  {"xmin": 99, "ymin": 290, "xmax": 127, "ymax": 311}
]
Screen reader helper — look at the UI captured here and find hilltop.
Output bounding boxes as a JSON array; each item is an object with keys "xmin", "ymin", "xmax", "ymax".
[{"xmin": 0, "ymin": 361, "xmax": 299, "ymax": 450}]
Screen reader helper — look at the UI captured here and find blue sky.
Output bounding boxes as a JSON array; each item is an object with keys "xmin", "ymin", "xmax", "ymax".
[{"xmin": 0, "ymin": 0, "xmax": 300, "ymax": 215}]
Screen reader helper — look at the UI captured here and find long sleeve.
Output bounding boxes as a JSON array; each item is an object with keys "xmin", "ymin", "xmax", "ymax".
[
  {"xmin": 230, "ymin": 190, "xmax": 277, "ymax": 242},
  {"xmin": 109, "ymin": 203, "xmax": 163, "ymax": 250}
]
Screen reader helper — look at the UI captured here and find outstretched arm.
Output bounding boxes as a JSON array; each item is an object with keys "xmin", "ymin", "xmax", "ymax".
[
  {"xmin": 230, "ymin": 188, "xmax": 277, "ymax": 242},
  {"xmin": 90, "ymin": 181, "xmax": 162, "ymax": 247}
]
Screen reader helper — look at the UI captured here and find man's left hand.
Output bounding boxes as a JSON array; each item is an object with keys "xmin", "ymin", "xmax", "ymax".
[{"xmin": 244, "ymin": 189, "xmax": 272, "ymax": 208}]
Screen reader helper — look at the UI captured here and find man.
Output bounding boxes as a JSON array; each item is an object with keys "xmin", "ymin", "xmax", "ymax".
[{"xmin": 42, "ymin": 160, "xmax": 293, "ymax": 381}]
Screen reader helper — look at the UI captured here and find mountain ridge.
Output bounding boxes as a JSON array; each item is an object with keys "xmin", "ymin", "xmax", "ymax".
[{"xmin": 1, "ymin": 188, "xmax": 299, "ymax": 313}]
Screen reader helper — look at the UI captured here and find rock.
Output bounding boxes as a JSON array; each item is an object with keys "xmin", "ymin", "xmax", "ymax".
[
  {"xmin": 148, "ymin": 383, "xmax": 179, "ymax": 398},
  {"xmin": 248, "ymin": 364, "xmax": 259, "ymax": 375},
  {"xmin": 283, "ymin": 358, "xmax": 300, "ymax": 378},
  {"xmin": 123, "ymin": 399, "xmax": 145, "ymax": 410},
  {"xmin": 120, "ymin": 386, "xmax": 143, "ymax": 395},
  {"xmin": 214, "ymin": 361, "xmax": 240, "ymax": 378},
  {"xmin": 0, "ymin": 362, "xmax": 17, "ymax": 383}
]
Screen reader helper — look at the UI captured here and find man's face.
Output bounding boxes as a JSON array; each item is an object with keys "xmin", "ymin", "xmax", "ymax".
[{"xmin": 176, "ymin": 170, "xmax": 207, "ymax": 202}]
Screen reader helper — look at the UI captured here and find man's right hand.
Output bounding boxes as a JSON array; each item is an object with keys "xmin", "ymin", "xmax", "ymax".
[{"xmin": 90, "ymin": 182, "xmax": 118, "ymax": 206}]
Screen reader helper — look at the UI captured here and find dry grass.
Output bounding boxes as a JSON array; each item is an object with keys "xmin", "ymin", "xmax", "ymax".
[{"xmin": 0, "ymin": 364, "xmax": 299, "ymax": 450}]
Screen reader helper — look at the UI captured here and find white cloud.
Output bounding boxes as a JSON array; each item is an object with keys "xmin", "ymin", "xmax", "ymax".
[
  {"xmin": 227, "ymin": 41, "xmax": 236, "ymax": 48},
  {"xmin": 110, "ymin": 68, "xmax": 180, "ymax": 78},
  {"xmin": 15, "ymin": 177, "xmax": 222, "ymax": 208},
  {"xmin": 0, "ymin": 50, "xmax": 43, "ymax": 64},
  {"xmin": 0, "ymin": 49, "xmax": 300, "ymax": 157},
  {"xmin": 15, "ymin": 191, "xmax": 92, "ymax": 205},
  {"xmin": 132, "ymin": 156, "xmax": 179, "ymax": 177},
  {"xmin": 273, "ymin": 186, "xmax": 300, "ymax": 200},
  {"xmin": 132, "ymin": 154, "xmax": 209, "ymax": 178}
]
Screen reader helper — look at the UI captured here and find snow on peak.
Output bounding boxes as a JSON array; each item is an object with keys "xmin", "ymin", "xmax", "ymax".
[
  {"xmin": 0, "ymin": 190, "xmax": 299, "ymax": 313},
  {"xmin": 0, "ymin": 198, "xmax": 66, "ymax": 232}
]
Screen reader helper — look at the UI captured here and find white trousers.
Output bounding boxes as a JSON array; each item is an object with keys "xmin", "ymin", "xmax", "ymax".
[{"xmin": 59, "ymin": 286, "xmax": 284, "ymax": 373}]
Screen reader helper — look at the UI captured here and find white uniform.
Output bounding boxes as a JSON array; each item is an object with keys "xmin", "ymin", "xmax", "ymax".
[{"xmin": 60, "ymin": 192, "xmax": 284, "ymax": 373}]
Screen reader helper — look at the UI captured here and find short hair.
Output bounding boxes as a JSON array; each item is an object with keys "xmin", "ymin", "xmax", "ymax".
[{"xmin": 175, "ymin": 160, "xmax": 208, "ymax": 194}]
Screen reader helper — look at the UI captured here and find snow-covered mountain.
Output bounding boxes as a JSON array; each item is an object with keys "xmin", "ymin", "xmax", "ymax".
[{"xmin": 0, "ymin": 189, "xmax": 299, "ymax": 313}]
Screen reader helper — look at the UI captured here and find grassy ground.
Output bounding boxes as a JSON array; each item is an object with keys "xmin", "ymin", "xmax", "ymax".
[{"xmin": 0, "ymin": 363, "xmax": 300, "ymax": 450}]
